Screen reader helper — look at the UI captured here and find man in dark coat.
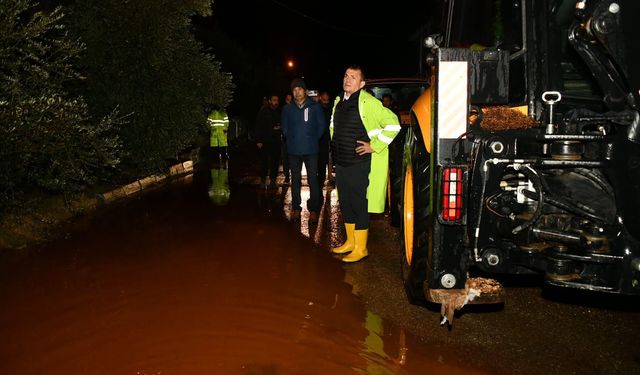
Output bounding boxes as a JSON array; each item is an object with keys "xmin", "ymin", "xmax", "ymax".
[
  {"xmin": 255, "ymin": 94, "xmax": 281, "ymax": 189},
  {"xmin": 318, "ymin": 91, "xmax": 334, "ymax": 192},
  {"xmin": 281, "ymin": 78, "xmax": 325, "ymax": 223}
]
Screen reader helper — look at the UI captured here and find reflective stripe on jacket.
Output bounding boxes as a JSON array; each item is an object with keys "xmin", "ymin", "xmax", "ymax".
[{"xmin": 208, "ymin": 110, "xmax": 229, "ymax": 128}]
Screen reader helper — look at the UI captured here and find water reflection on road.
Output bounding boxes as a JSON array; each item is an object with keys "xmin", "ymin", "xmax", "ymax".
[{"xmin": 0, "ymin": 164, "xmax": 488, "ymax": 374}]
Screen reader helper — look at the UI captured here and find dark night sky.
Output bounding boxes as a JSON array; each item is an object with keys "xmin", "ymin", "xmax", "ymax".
[{"xmin": 207, "ymin": 0, "xmax": 435, "ymax": 90}]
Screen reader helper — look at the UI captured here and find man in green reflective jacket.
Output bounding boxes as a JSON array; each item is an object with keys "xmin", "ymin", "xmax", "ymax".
[{"xmin": 330, "ymin": 65, "xmax": 401, "ymax": 262}]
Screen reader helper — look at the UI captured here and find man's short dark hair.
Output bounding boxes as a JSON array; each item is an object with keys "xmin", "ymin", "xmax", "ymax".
[{"xmin": 346, "ymin": 64, "xmax": 366, "ymax": 81}]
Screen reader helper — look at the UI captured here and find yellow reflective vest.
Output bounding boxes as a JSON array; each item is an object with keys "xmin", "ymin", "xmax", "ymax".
[{"xmin": 330, "ymin": 90, "xmax": 401, "ymax": 213}]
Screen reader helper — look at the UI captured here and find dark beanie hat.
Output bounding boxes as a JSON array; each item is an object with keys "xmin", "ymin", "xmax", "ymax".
[{"xmin": 290, "ymin": 78, "xmax": 306, "ymax": 91}]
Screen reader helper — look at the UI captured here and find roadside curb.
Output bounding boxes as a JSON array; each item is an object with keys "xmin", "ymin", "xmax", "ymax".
[
  {"xmin": 97, "ymin": 160, "xmax": 193, "ymax": 204},
  {"xmin": 0, "ymin": 160, "xmax": 194, "ymax": 251}
]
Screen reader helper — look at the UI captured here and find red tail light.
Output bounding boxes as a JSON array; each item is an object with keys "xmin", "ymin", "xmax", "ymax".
[{"xmin": 441, "ymin": 167, "xmax": 463, "ymax": 221}]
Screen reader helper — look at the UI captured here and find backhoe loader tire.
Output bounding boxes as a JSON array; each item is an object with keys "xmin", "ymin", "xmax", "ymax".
[{"xmin": 400, "ymin": 125, "xmax": 430, "ymax": 305}]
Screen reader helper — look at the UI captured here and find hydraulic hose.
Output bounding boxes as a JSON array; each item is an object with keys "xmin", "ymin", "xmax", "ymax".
[
  {"xmin": 532, "ymin": 227, "xmax": 584, "ymax": 246},
  {"xmin": 521, "ymin": 189, "xmax": 607, "ymax": 223},
  {"xmin": 572, "ymin": 168, "xmax": 614, "ymax": 197},
  {"xmin": 511, "ymin": 165, "xmax": 544, "ymax": 234}
]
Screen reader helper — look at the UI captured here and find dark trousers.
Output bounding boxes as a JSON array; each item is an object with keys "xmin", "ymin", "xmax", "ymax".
[
  {"xmin": 260, "ymin": 141, "xmax": 281, "ymax": 182},
  {"xmin": 281, "ymin": 138, "xmax": 290, "ymax": 181},
  {"xmin": 289, "ymin": 154, "xmax": 320, "ymax": 212},
  {"xmin": 336, "ymin": 161, "xmax": 371, "ymax": 230},
  {"xmin": 208, "ymin": 147, "xmax": 228, "ymax": 165},
  {"xmin": 317, "ymin": 137, "xmax": 330, "ymax": 190}
]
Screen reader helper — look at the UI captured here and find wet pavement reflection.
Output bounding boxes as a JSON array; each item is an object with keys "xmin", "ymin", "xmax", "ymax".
[{"xmin": 0, "ymin": 156, "xmax": 490, "ymax": 374}]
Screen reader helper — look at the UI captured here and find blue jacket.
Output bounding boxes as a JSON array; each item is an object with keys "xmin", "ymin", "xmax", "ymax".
[{"xmin": 281, "ymin": 97, "xmax": 325, "ymax": 155}]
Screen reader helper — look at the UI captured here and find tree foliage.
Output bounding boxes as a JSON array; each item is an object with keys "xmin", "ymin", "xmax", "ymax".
[
  {"xmin": 70, "ymin": 0, "xmax": 233, "ymax": 174},
  {"xmin": 0, "ymin": 0, "xmax": 122, "ymax": 213}
]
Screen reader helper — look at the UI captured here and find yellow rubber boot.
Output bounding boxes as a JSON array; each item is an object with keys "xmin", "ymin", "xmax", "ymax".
[
  {"xmin": 332, "ymin": 223, "xmax": 355, "ymax": 254},
  {"xmin": 342, "ymin": 229, "xmax": 368, "ymax": 263}
]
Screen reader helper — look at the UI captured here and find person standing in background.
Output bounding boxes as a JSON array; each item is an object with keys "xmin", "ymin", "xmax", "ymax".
[
  {"xmin": 330, "ymin": 65, "xmax": 400, "ymax": 262},
  {"xmin": 317, "ymin": 91, "xmax": 333, "ymax": 192},
  {"xmin": 281, "ymin": 78, "xmax": 325, "ymax": 223},
  {"xmin": 308, "ymin": 90, "xmax": 319, "ymax": 103},
  {"xmin": 281, "ymin": 93, "xmax": 293, "ymax": 184},
  {"xmin": 382, "ymin": 93, "xmax": 405, "ymax": 227},
  {"xmin": 208, "ymin": 107, "xmax": 229, "ymax": 160},
  {"xmin": 255, "ymin": 94, "xmax": 282, "ymax": 189},
  {"xmin": 382, "ymin": 93, "xmax": 400, "ymax": 118}
]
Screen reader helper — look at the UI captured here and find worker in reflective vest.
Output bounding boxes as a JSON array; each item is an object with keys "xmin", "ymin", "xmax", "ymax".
[{"xmin": 208, "ymin": 109, "xmax": 229, "ymax": 160}]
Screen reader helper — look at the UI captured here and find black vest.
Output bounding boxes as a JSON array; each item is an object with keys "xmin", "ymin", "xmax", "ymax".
[{"xmin": 332, "ymin": 90, "xmax": 371, "ymax": 167}]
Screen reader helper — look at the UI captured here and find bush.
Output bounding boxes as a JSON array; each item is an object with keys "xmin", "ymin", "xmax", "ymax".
[
  {"xmin": 70, "ymin": 0, "xmax": 233, "ymax": 175},
  {"xmin": 0, "ymin": 1, "xmax": 122, "ymax": 214}
]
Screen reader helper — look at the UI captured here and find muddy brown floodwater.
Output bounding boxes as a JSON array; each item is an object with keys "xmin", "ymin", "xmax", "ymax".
[
  {"xmin": 3, "ymin": 147, "xmax": 640, "ymax": 375},
  {"xmin": 0, "ymin": 163, "xmax": 492, "ymax": 374}
]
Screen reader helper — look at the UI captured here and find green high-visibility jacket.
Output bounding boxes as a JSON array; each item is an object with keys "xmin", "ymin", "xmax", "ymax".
[
  {"xmin": 330, "ymin": 89, "xmax": 401, "ymax": 213},
  {"xmin": 208, "ymin": 110, "xmax": 229, "ymax": 147}
]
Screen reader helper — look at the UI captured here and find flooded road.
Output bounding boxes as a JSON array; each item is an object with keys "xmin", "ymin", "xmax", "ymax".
[
  {"xmin": 0, "ymin": 160, "xmax": 489, "ymax": 374},
  {"xmin": 2, "ymin": 145, "xmax": 640, "ymax": 375}
]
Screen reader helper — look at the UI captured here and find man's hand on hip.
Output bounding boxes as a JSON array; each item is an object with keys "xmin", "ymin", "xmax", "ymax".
[{"xmin": 356, "ymin": 140, "xmax": 372, "ymax": 155}]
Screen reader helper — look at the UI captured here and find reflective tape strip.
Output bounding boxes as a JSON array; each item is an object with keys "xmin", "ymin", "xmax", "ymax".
[
  {"xmin": 438, "ymin": 61, "xmax": 468, "ymax": 139},
  {"xmin": 368, "ymin": 125, "xmax": 400, "ymax": 137},
  {"xmin": 366, "ymin": 129, "xmax": 394, "ymax": 145},
  {"xmin": 208, "ymin": 119, "xmax": 228, "ymax": 127},
  {"xmin": 378, "ymin": 133, "xmax": 394, "ymax": 145},
  {"xmin": 368, "ymin": 129, "xmax": 381, "ymax": 137}
]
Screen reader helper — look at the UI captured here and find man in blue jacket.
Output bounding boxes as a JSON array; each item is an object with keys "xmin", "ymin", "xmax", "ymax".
[{"xmin": 282, "ymin": 78, "xmax": 326, "ymax": 222}]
